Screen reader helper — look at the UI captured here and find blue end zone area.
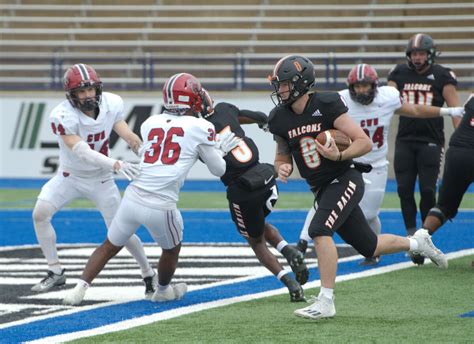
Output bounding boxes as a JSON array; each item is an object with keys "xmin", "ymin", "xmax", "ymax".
[
  {"xmin": 2, "ymin": 178, "xmax": 474, "ymax": 193},
  {"xmin": 459, "ymin": 311, "xmax": 474, "ymax": 318},
  {"xmin": 1, "ymin": 209, "xmax": 473, "ymax": 255}
]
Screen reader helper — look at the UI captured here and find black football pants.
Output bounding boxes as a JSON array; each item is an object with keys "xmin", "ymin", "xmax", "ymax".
[{"xmin": 394, "ymin": 140, "xmax": 443, "ymax": 233}]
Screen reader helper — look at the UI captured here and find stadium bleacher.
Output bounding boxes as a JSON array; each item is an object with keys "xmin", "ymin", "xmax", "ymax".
[{"xmin": 0, "ymin": 0, "xmax": 472, "ymax": 91}]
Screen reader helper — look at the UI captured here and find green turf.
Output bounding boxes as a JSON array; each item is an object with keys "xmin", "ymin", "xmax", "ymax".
[
  {"xmin": 72, "ymin": 255, "xmax": 474, "ymax": 344},
  {"xmin": 1, "ymin": 189, "xmax": 473, "ymax": 209}
]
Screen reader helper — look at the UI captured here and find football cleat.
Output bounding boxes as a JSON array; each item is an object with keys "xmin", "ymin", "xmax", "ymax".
[
  {"xmin": 151, "ymin": 283, "xmax": 188, "ymax": 302},
  {"xmin": 63, "ymin": 282, "xmax": 88, "ymax": 306},
  {"xmin": 31, "ymin": 269, "xmax": 66, "ymax": 292},
  {"xmin": 294, "ymin": 295, "xmax": 336, "ymax": 320},
  {"xmin": 408, "ymin": 252, "xmax": 425, "ymax": 265},
  {"xmin": 359, "ymin": 256, "xmax": 380, "ymax": 266},
  {"xmin": 281, "ymin": 245, "xmax": 309, "ymax": 285},
  {"xmin": 411, "ymin": 229, "xmax": 448, "ymax": 269},
  {"xmin": 295, "ymin": 239, "xmax": 308, "ymax": 255},
  {"xmin": 281, "ymin": 274, "xmax": 305, "ymax": 302},
  {"xmin": 143, "ymin": 271, "xmax": 158, "ymax": 300}
]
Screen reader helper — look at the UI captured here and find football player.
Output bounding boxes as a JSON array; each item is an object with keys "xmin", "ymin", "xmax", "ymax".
[
  {"xmin": 421, "ymin": 94, "xmax": 474, "ymax": 236},
  {"xmin": 268, "ymin": 55, "xmax": 448, "ymax": 320},
  {"xmin": 32, "ymin": 64, "xmax": 156, "ymax": 297},
  {"xmin": 296, "ymin": 64, "xmax": 464, "ymax": 266},
  {"xmin": 388, "ymin": 33, "xmax": 460, "ymax": 264},
  {"xmin": 199, "ymin": 88, "xmax": 307, "ymax": 302},
  {"xmin": 63, "ymin": 73, "xmax": 240, "ymax": 305}
]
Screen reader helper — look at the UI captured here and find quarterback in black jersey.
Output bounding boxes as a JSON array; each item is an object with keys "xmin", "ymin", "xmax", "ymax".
[
  {"xmin": 388, "ymin": 34, "xmax": 460, "ymax": 254},
  {"xmin": 199, "ymin": 89, "xmax": 308, "ymax": 302},
  {"xmin": 268, "ymin": 55, "xmax": 448, "ymax": 320},
  {"xmin": 421, "ymin": 95, "xmax": 474, "ymax": 235}
]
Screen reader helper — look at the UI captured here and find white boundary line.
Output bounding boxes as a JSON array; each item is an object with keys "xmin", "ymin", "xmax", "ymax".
[{"xmin": 25, "ymin": 249, "xmax": 474, "ymax": 344}]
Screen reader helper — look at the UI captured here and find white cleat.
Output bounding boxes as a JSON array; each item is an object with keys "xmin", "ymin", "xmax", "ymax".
[
  {"xmin": 412, "ymin": 229, "xmax": 448, "ymax": 269},
  {"xmin": 151, "ymin": 283, "xmax": 187, "ymax": 302},
  {"xmin": 63, "ymin": 282, "xmax": 88, "ymax": 306},
  {"xmin": 294, "ymin": 295, "xmax": 336, "ymax": 320}
]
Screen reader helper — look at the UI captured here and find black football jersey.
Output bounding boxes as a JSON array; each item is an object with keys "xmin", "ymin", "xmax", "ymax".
[
  {"xmin": 268, "ymin": 92, "xmax": 352, "ymax": 190},
  {"xmin": 388, "ymin": 63, "xmax": 458, "ymax": 145},
  {"xmin": 206, "ymin": 102, "xmax": 259, "ymax": 186},
  {"xmin": 449, "ymin": 96, "xmax": 474, "ymax": 149}
]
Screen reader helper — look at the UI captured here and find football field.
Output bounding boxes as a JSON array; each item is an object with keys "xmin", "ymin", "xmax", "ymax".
[{"xmin": 0, "ymin": 183, "xmax": 473, "ymax": 343}]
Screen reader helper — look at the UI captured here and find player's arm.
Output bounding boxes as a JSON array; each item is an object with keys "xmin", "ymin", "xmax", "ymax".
[
  {"xmin": 62, "ymin": 134, "xmax": 119, "ymax": 171},
  {"xmin": 113, "ymin": 120, "xmax": 143, "ymax": 155},
  {"xmin": 274, "ymin": 135, "xmax": 293, "ymax": 183},
  {"xmin": 443, "ymin": 84, "xmax": 461, "ymax": 128},
  {"xmin": 318, "ymin": 113, "xmax": 371, "ymax": 162},
  {"xmin": 387, "ymin": 80, "xmax": 398, "ymax": 89},
  {"xmin": 395, "ymin": 103, "xmax": 464, "ymax": 118},
  {"xmin": 197, "ymin": 144, "xmax": 226, "ymax": 177},
  {"xmin": 238, "ymin": 109, "xmax": 268, "ymax": 128}
]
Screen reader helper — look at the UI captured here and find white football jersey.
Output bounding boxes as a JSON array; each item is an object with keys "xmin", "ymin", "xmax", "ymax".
[
  {"xmin": 49, "ymin": 92, "xmax": 125, "ymax": 177},
  {"xmin": 131, "ymin": 113, "xmax": 217, "ymax": 207},
  {"xmin": 339, "ymin": 86, "xmax": 402, "ymax": 167}
]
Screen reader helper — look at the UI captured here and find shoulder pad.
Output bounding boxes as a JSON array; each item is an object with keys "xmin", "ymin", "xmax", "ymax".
[{"xmin": 317, "ymin": 91, "xmax": 342, "ymax": 104}]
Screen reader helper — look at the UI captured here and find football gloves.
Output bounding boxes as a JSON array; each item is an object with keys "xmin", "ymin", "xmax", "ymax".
[
  {"xmin": 216, "ymin": 131, "xmax": 241, "ymax": 156},
  {"xmin": 115, "ymin": 161, "xmax": 141, "ymax": 181}
]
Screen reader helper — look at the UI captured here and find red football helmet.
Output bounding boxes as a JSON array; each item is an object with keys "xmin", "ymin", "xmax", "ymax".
[
  {"xmin": 200, "ymin": 88, "xmax": 214, "ymax": 118},
  {"xmin": 63, "ymin": 64, "xmax": 103, "ymax": 112},
  {"xmin": 163, "ymin": 73, "xmax": 203, "ymax": 115},
  {"xmin": 347, "ymin": 64, "xmax": 379, "ymax": 105}
]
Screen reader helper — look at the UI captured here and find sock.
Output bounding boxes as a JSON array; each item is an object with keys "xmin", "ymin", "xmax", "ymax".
[
  {"xmin": 319, "ymin": 287, "xmax": 334, "ymax": 300},
  {"xmin": 276, "ymin": 240, "xmax": 288, "ymax": 253},
  {"xmin": 276, "ymin": 270, "xmax": 289, "ymax": 280},
  {"xmin": 158, "ymin": 283, "xmax": 170, "ymax": 291},
  {"xmin": 408, "ymin": 238, "xmax": 419, "ymax": 252},
  {"xmin": 48, "ymin": 264, "xmax": 63, "ymax": 275},
  {"xmin": 78, "ymin": 279, "xmax": 90, "ymax": 289}
]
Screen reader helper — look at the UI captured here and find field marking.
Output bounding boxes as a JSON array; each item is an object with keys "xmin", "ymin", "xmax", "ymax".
[{"xmin": 25, "ymin": 248, "xmax": 474, "ymax": 344}]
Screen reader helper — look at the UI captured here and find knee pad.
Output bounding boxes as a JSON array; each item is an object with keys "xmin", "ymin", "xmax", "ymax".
[
  {"xmin": 428, "ymin": 207, "xmax": 449, "ymax": 225},
  {"xmin": 32, "ymin": 200, "xmax": 56, "ymax": 224}
]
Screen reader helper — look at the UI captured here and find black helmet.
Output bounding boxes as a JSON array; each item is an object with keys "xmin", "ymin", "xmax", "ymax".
[
  {"xmin": 405, "ymin": 33, "xmax": 437, "ymax": 70},
  {"xmin": 269, "ymin": 55, "xmax": 316, "ymax": 105}
]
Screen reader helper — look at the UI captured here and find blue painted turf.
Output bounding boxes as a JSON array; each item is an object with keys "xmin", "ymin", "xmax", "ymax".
[
  {"xmin": 2, "ymin": 178, "xmax": 474, "ymax": 193},
  {"xmin": 0, "ymin": 209, "xmax": 472, "ymax": 342}
]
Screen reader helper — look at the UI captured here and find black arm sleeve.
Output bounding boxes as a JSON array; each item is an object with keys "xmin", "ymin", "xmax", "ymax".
[{"xmin": 238, "ymin": 109, "xmax": 268, "ymax": 124}]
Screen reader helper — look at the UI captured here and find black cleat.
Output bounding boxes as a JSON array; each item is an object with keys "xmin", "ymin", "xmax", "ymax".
[
  {"xmin": 281, "ymin": 274, "xmax": 305, "ymax": 302},
  {"xmin": 282, "ymin": 245, "xmax": 309, "ymax": 285},
  {"xmin": 358, "ymin": 256, "xmax": 380, "ymax": 266},
  {"xmin": 409, "ymin": 252, "xmax": 426, "ymax": 265},
  {"xmin": 296, "ymin": 239, "xmax": 308, "ymax": 255}
]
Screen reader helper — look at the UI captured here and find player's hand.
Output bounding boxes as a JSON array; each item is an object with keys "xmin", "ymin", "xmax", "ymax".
[
  {"xmin": 447, "ymin": 107, "xmax": 465, "ymax": 117},
  {"xmin": 217, "ymin": 131, "xmax": 241, "ymax": 156},
  {"xmin": 277, "ymin": 163, "xmax": 292, "ymax": 183},
  {"xmin": 114, "ymin": 161, "xmax": 141, "ymax": 181},
  {"xmin": 258, "ymin": 122, "xmax": 269, "ymax": 132},
  {"xmin": 315, "ymin": 138, "xmax": 340, "ymax": 161}
]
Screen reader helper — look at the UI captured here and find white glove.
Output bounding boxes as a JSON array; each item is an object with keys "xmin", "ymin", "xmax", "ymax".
[
  {"xmin": 115, "ymin": 161, "xmax": 141, "ymax": 181},
  {"xmin": 216, "ymin": 131, "xmax": 241, "ymax": 156},
  {"xmin": 440, "ymin": 107, "xmax": 464, "ymax": 117}
]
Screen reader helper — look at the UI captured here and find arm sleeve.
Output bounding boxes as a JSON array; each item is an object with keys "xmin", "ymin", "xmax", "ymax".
[
  {"xmin": 197, "ymin": 144, "xmax": 226, "ymax": 177},
  {"xmin": 72, "ymin": 141, "xmax": 117, "ymax": 170}
]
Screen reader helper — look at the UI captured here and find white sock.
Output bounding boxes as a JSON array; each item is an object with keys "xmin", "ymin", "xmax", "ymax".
[
  {"xmin": 276, "ymin": 240, "xmax": 288, "ymax": 253},
  {"xmin": 319, "ymin": 287, "xmax": 334, "ymax": 300},
  {"xmin": 78, "ymin": 279, "xmax": 90, "ymax": 289},
  {"xmin": 276, "ymin": 270, "xmax": 289, "ymax": 280},
  {"xmin": 48, "ymin": 264, "xmax": 63, "ymax": 275},
  {"xmin": 408, "ymin": 238, "xmax": 419, "ymax": 252},
  {"xmin": 158, "ymin": 283, "xmax": 170, "ymax": 291}
]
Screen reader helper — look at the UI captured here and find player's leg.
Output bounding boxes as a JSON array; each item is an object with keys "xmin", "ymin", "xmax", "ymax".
[
  {"xmin": 295, "ymin": 169, "xmax": 365, "ymax": 320},
  {"xmin": 394, "ymin": 141, "xmax": 418, "ymax": 235},
  {"xmin": 228, "ymin": 184, "xmax": 305, "ymax": 302},
  {"xmin": 31, "ymin": 174, "xmax": 81, "ymax": 292},
  {"xmin": 91, "ymin": 182, "xmax": 155, "ymax": 283},
  {"xmin": 63, "ymin": 193, "xmax": 142, "ymax": 305},
  {"xmin": 295, "ymin": 205, "xmax": 316, "ymax": 254},
  {"xmin": 144, "ymin": 208, "xmax": 187, "ymax": 302},
  {"xmin": 423, "ymin": 147, "xmax": 474, "ymax": 235},
  {"xmin": 417, "ymin": 143, "xmax": 443, "ymax": 222},
  {"xmin": 357, "ymin": 165, "xmax": 388, "ymax": 265}
]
